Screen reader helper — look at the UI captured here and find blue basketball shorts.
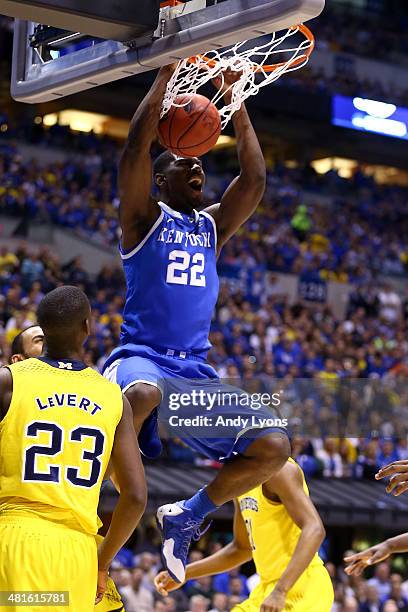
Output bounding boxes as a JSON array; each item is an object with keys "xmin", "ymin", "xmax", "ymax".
[{"xmin": 103, "ymin": 343, "xmax": 288, "ymax": 462}]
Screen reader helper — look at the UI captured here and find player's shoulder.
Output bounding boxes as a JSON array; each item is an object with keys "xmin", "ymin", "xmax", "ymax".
[
  {"xmin": 267, "ymin": 458, "xmax": 304, "ymax": 490},
  {"xmin": 6, "ymin": 357, "xmax": 41, "ymax": 374},
  {"xmin": 200, "ymin": 203, "xmax": 220, "ymax": 221}
]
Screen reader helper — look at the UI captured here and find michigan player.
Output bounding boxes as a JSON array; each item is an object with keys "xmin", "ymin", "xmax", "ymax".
[
  {"xmin": 155, "ymin": 458, "xmax": 334, "ymax": 611},
  {"xmin": 103, "ymin": 64, "xmax": 290, "ymax": 582},
  {"xmin": 0, "ymin": 286, "xmax": 147, "ymax": 611},
  {"xmin": 4, "ymin": 323, "xmax": 125, "ymax": 612},
  {"xmin": 8, "ymin": 324, "xmax": 44, "ymax": 363}
]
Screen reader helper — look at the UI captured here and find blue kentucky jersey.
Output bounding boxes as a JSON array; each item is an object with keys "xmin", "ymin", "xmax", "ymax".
[{"xmin": 120, "ymin": 201, "xmax": 219, "ymax": 357}]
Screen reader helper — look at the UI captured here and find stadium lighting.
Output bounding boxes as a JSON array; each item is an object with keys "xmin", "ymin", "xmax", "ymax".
[{"xmin": 332, "ymin": 95, "xmax": 408, "ymax": 141}]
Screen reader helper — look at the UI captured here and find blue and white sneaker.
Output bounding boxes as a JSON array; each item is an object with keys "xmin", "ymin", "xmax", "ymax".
[
  {"xmin": 156, "ymin": 502, "xmax": 206, "ymax": 583},
  {"xmin": 138, "ymin": 408, "xmax": 162, "ymax": 459}
]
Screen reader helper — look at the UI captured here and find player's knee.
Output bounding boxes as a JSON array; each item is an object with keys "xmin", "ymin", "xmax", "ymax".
[
  {"xmin": 125, "ymin": 382, "xmax": 161, "ymax": 416},
  {"xmin": 251, "ymin": 433, "xmax": 290, "ymax": 475}
]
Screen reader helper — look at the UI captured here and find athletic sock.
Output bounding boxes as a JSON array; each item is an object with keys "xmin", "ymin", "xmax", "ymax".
[{"xmin": 183, "ymin": 487, "xmax": 219, "ymax": 522}]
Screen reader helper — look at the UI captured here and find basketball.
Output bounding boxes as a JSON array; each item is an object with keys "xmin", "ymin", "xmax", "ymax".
[{"xmin": 158, "ymin": 93, "xmax": 221, "ymax": 158}]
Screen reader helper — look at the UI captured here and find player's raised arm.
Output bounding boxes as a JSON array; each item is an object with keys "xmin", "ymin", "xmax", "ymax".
[
  {"xmin": 96, "ymin": 396, "xmax": 147, "ymax": 603},
  {"xmin": 204, "ymin": 71, "xmax": 266, "ymax": 252},
  {"xmin": 119, "ymin": 64, "xmax": 176, "ymax": 250},
  {"xmin": 154, "ymin": 499, "xmax": 252, "ymax": 596},
  {"xmin": 261, "ymin": 463, "xmax": 326, "ymax": 610}
]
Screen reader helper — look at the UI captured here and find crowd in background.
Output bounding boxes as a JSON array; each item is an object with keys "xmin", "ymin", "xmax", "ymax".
[{"xmin": 1, "ymin": 141, "xmax": 407, "ymax": 281}]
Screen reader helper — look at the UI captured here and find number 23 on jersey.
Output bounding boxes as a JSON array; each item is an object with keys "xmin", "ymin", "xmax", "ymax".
[{"xmin": 23, "ymin": 420, "xmax": 105, "ymax": 489}]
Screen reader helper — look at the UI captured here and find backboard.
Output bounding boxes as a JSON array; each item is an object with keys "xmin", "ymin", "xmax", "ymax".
[{"xmin": 10, "ymin": 0, "xmax": 325, "ymax": 103}]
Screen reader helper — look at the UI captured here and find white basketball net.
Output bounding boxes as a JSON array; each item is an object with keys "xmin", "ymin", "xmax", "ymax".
[{"xmin": 161, "ymin": 25, "xmax": 314, "ymax": 129}]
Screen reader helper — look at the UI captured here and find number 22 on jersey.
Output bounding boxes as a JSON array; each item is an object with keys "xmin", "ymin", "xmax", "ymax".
[{"xmin": 166, "ymin": 250, "xmax": 206, "ymax": 287}]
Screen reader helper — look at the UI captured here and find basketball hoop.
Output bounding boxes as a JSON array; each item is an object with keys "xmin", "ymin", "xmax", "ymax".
[{"xmin": 161, "ymin": 24, "xmax": 315, "ymax": 128}]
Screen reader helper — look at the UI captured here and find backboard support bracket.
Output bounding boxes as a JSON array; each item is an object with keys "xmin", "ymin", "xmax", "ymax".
[{"xmin": 11, "ymin": 0, "xmax": 325, "ymax": 103}]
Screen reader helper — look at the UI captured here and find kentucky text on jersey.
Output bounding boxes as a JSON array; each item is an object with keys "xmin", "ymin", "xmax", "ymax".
[
  {"xmin": 35, "ymin": 393, "xmax": 102, "ymax": 415},
  {"xmin": 157, "ymin": 227, "xmax": 212, "ymax": 248},
  {"xmin": 120, "ymin": 202, "xmax": 219, "ymax": 357}
]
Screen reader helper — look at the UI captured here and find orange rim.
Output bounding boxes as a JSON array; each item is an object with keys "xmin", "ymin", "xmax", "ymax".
[
  {"xmin": 188, "ymin": 24, "xmax": 314, "ymax": 73},
  {"xmin": 160, "ymin": 0, "xmax": 182, "ymax": 7}
]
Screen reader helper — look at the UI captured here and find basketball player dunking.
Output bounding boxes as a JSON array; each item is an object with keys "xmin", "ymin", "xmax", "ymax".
[{"xmin": 103, "ymin": 65, "xmax": 290, "ymax": 583}]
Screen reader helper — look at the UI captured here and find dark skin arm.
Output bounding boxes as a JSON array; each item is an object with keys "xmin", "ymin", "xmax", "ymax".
[
  {"xmin": 95, "ymin": 396, "xmax": 147, "ymax": 603},
  {"xmin": 344, "ymin": 533, "xmax": 408, "ymax": 576},
  {"xmin": 375, "ymin": 460, "xmax": 408, "ymax": 496},
  {"xmin": 260, "ymin": 462, "xmax": 326, "ymax": 611},
  {"xmin": 205, "ymin": 71, "xmax": 266, "ymax": 254},
  {"xmin": 155, "ymin": 498, "xmax": 252, "ymax": 596},
  {"xmin": 119, "ymin": 64, "xmax": 177, "ymax": 251},
  {"xmin": 0, "ymin": 366, "xmax": 13, "ymax": 420}
]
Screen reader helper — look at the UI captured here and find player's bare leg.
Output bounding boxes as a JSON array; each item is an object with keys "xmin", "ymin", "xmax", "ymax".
[
  {"xmin": 205, "ymin": 433, "xmax": 290, "ymax": 504},
  {"xmin": 157, "ymin": 432, "xmax": 290, "ymax": 583},
  {"xmin": 125, "ymin": 383, "xmax": 162, "ymax": 458}
]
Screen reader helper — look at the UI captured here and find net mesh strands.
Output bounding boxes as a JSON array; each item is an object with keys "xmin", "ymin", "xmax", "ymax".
[{"xmin": 161, "ymin": 24, "xmax": 314, "ymax": 128}]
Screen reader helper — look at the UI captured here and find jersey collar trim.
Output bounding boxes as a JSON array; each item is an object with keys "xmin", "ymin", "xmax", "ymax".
[
  {"xmin": 37, "ymin": 357, "xmax": 88, "ymax": 371},
  {"xmin": 159, "ymin": 201, "xmax": 199, "ymax": 223}
]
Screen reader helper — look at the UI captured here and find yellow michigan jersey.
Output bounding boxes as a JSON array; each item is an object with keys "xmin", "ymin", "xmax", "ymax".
[
  {"xmin": 236, "ymin": 459, "xmax": 334, "ymax": 611},
  {"xmin": 0, "ymin": 357, "xmax": 124, "ymax": 611}
]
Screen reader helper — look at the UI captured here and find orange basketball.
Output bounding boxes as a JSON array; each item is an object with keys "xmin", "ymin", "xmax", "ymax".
[{"xmin": 158, "ymin": 94, "xmax": 221, "ymax": 157}]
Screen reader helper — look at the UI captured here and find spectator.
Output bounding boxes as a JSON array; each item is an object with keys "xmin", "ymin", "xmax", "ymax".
[
  {"xmin": 120, "ymin": 567, "xmax": 154, "ymax": 612},
  {"xmin": 213, "ymin": 568, "xmax": 249, "ymax": 598},
  {"xmin": 377, "ymin": 284, "xmax": 402, "ymax": 325},
  {"xmin": 367, "ymin": 563, "xmax": 391, "ymax": 601},
  {"xmin": 316, "ymin": 438, "xmax": 344, "ymax": 478},
  {"xmin": 376, "ymin": 440, "xmax": 400, "ymax": 470},
  {"xmin": 358, "ymin": 583, "xmax": 381, "ymax": 612},
  {"xmin": 188, "ymin": 594, "xmax": 210, "ymax": 612},
  {"xmin": 385, "ymin": 574, "xmax": 408, "ymax": 609},
  {"xmin": 209, "ymin": 592, "xmax": 228, "ymax": 612},
  {"xmin": 354, "ymin": 441, "xmax": 379, "ymax": 480}
]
